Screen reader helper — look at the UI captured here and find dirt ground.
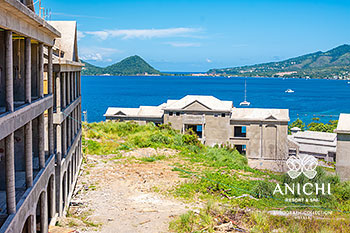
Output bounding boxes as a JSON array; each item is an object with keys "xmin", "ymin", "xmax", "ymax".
[{"xmin": 53, "ymin": 148, "xmax": 196, "ymax": 233}]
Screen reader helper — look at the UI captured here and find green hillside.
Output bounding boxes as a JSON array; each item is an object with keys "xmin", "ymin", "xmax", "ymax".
[
  {"xmin": 208, "ymin": 44, "xmax": 350, "ymax": 79},
  {"xmin": 81, "ymin": 60, "xmax": 104, "ymax": 75},
  {"xmin": 81, "ymin": 55, "xmax": 161, "ymax": 76}
]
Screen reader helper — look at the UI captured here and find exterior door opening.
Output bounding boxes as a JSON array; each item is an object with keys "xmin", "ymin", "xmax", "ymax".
[
  {"xmin": 185, "ymin": 124, "xmax": 203, "ymax": 138},
  {"xmin": 235, "ymin": 145, "xmax": 246, "ymax": 155}
]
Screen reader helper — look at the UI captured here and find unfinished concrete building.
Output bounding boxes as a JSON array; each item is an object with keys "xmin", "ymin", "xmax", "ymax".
[
  {"xmin": 335, "ymin": 113, "xmax": 350, "ymax": 181},
  {"xmin": 0, "ymin": 0, "xmax": 60, "ymax": 232},
  {"xmin": 0, "ymin": 1, "xmax": 83, "ymax": 232},
  {"xmin": 46, "ymin": 21, "xmax": 83, "ymax": 217},
  {"xmin": 105, "ymin": 95, "xmax": 290, "ymax": 161},
  {"xmin": 288, "ymin": 130, "xmax": 337, "ymax": 162}
]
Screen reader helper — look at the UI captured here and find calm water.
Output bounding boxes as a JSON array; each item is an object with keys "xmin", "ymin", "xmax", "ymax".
[{"xmin": 81, "ymin": 76, "xmax": 350, "ymax": 124}]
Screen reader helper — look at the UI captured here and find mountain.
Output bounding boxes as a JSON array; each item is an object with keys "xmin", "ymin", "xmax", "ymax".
[
  {"xmin": 208, "ymin": 44, "xmax": 350, "ymax": 79},
  {"xmin": 81, "ymin": 60, "xmax": 104, "ymax": 75},
  {"xmin": 81, "ymin": 55, "xmax": 161, "ymax": 76}
]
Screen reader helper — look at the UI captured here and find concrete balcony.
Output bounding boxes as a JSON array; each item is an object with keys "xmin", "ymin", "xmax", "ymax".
[
  {"xmin": 53, "ymin": 96, "xmax": 81, "ymax": 125},
  {"xmin": 0, "ymin": 95, "xmax": 53, "ymax": 141},
  {"xmin": 0, "ymin": 154, "xmax": 56, "ymax": 233}
]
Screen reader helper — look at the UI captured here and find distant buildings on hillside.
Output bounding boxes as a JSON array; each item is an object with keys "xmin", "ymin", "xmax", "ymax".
[
  {"xmin": 105, "ymin": 96, "xmax": 350, "ymax": 181},
  {"xmin": 105, "ymin": 95, "xmax": 290, "ymax": 161}
]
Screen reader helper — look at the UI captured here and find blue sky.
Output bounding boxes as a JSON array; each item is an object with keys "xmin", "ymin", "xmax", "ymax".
[{"xmin": 41, "ymin": 0, "xmax": 350, "ymax": 72}]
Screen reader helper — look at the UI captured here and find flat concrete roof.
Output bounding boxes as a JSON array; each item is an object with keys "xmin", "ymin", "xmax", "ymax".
[
  {"xmin": 292, "ymin": 130, "xmax": 337, "ymax": 142},
  {"xmin": 0, "ymin": 0, "xmax": 60, "ymax": 39},
  {"xmin": 231, "ymin": 108, "xmax": 290, "ymax": 122},
  {"xmin": 163, "ymin": 95, "xmax": 233, "ymax": 112},
  {"xmin": 336, "ymin": 113, "xmax": 350, "ymax": 134},
  {"xmin": 104, "ymin": 104, "xmax": 164, "ymax": 118}
]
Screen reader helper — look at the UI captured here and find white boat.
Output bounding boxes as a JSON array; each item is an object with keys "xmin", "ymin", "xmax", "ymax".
[
  {"xmin": 240, "ymin": 79, "xmax": 251, "ymax": 106},
  {"xmin": 285, "ymin": 89, "xmax": 294, "ymax": 93}
]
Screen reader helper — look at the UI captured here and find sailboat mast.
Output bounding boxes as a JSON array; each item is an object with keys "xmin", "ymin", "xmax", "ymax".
[{"xmin": 244, "ymin": 79, "xmax": 247, "ymax": 101}]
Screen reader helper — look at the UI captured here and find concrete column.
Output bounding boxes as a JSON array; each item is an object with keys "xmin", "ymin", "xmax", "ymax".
[
  {"xmin": 71, "ymin": 72, "xmax": 74, "ymax": 101},
  {"xmin": 39, "ymin": 43, "xmax": 44, "ymax": 98},
  {"xmin": 67, "ymin": 116, "xmax": 71, "ymax": 148},
  {"xmin": 79, "ymin": 104, "xmax": 81, "ymax": 130},
  {"xmin": 71, "ymin": 72, "xmax": 74, "ymax": 102},
  {"xmin": 49, "ymin": 176, "xmax": 56, "ymax": 221},
  {"xmin": 55, "ymin": 72, "xmax": 61, "ymax": 112},
  {"xmin": 40, "ymin": 191, "xmax": 48, "ymax": 233},
  {"xmin": 5, "ymin": 133, "xmax": 16, "ymax": 214},
  {"xmin": 25, "ymin": 38, "xmax": 31, "ymax": 103},
  {"xmin": 25, "ymin": 121, "xmax": 33, "ymax": 188},
  {"xmin": 62, "ymin": 73, "xmax": 66, "ymax": 109},
  {"xmin": 76, "ymin": 72, "xmax": 79, "ymax": 97},
  {"xmin": 72, "ymin": 110, "xmax": 75, "ymax": 137},
  {"xmin": 27, "ymin": 215, "xmax": 35, "ymax": 233},
  {"xmin": 5, "ymin": 31, "xmax": 14, "ymax": 112},
  {"xmin": 62, "ymin": 120, "xmax": 67, "ymax": 157},
  {"xmin": 75, "ymin": 72, "xmax": 78, "ymax": 99},
  {"xmin": 71, "ymin": 113, "xmax": 74, "ymax": 141},
  {"xmin": 72, "ymin": 72, "xmax": 75, "ymax": 100},
  {"xmin": 48, "ymin": 108, "xmax": 54, "ymax": 155},
  {"xmin": 74, "ymin": 109, "xmax": 77, "ymax": 136},
  {"xmin": 78, "ymin": 72, "xmax": 81, "ymax": 96},
  {"xmin": 32, "ymin": 214, "xmax": 37, "ymax": 232},
  {"xmin": 48, "ymin": 46, "xmax": 53, "ymax": 94},
  {"xmin": 76, "ymin": 108, "xmax": 79, "ymax": 133},
  {"xmin": 67, "ymin": 72, "xmax": 71, "ymax": 106},
  {"xmin": 80, "ymin": 104, "xmax": 82, "ymax": 129},
  {"xmin": 56, "ymin": 124, "xmax": 62, "ymax": 163},
  {"xmin": 38, "ymin": 114, "xmax": 45, "ymax": 168}
]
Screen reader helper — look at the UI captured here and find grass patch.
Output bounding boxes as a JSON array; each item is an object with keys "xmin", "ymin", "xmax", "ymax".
[{"xmin": 84, "ymin": 121, "xmax": 350, "ymax": 231}]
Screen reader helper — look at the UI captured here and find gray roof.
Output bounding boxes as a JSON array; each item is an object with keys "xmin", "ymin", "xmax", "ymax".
[
  {"xmin": 336, "ymin": 113, "xmax": 350, "ymax": 134},
  {"xmin": 163, "ymin": 95, "xmax": 233, "ymax": 112},
  {"xmin": 288, "ymin": 131, "xmax": 337, "ymax": 156},
  {"xmin": 104, "ymin": 104, "xmax": 165, "ymax": 118},
  {"xmin": 231, "ymin": 108, "xmax": 289, "ymax": 122}
]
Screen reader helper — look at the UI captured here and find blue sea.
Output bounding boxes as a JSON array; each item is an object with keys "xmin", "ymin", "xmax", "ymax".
[{"xmin": 81, "ymin": 76, "xmax": 350, "ymax": 124}]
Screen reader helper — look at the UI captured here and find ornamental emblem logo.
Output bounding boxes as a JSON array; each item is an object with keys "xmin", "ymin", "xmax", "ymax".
[{"xmin": 286, "ymin": 155, "xmax": 318, "ymax": 179}]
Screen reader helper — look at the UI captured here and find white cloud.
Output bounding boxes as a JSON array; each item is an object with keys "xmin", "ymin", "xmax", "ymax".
[
  {"xmin": 206, "ymin": 58, "xmax": 212, "ymax": 63},
  {"xmin": 77, "ymin": 31, "xmax": 85, "ymax": 41},
  {"xmin": 79, "ymin": 47, "xmax": 121, "ymax": 61},
  {"xmin": 81, "ymin": 53, "xmax": 103, "ymax": 61},
  {"xmin": 165, "ymin": 42, "xmax": 201, "ymax": 47},
  {"xmin": 85, "ymin": 27, "xmax": 201, "ymax": 40}
]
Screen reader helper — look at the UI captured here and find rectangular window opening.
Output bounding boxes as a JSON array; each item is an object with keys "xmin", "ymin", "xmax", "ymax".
[{"xmin": 234, "ymin": 126, "xmax": 247, "ymax": 138}]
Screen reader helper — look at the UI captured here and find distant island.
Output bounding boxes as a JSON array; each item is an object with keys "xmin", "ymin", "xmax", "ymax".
[
  {"xmin": 82, "ymin": 55, "xmax": 161, "ymax": 76},
  {"xmin": 82, "ymin": 45, "xmax": 350, "ymax": 80},
  {"xmin": 208, "ymin": 44, "xmax": 350, "ymax": 79}
]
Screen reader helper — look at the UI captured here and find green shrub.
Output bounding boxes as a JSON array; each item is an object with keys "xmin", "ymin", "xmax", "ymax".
[
  {"xmin": 251, "ymin": 181, "xmax": 274, "ymax": 198},
  {"xmin": 335, "ymin": 182, "xmax": 350, "ymax": 201}
]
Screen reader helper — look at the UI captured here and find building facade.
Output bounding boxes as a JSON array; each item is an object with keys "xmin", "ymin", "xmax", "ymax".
[
  {"xmin": 0, "ymin": 1, "xmax": 82, "ymax": 232},
  {"xmin": 105, "ymin": 95, "xmax": 290, "ymax": 161},
  {"xmin": 335, "ymin": 113, "xmax": 350, "ymax": 181},
  {"xmin": 287, "ymin": 130, "xmax": 337, "ymax": 162},
  {"xmin": 46, "ymin": 21, "xmax": 83, "ymax": 218},
  {"xmin": 0, "ymin": 1, "xmax": 59, "ymax": 232}
]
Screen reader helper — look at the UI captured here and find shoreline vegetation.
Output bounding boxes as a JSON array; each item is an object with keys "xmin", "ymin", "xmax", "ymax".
[
  {"xmin": 82, "ymin": 44, "xmax": 350, "ymax": 80},
  {"xmin": 77, "ymin": 120, "xmax": 350, "ymax": 232}
]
